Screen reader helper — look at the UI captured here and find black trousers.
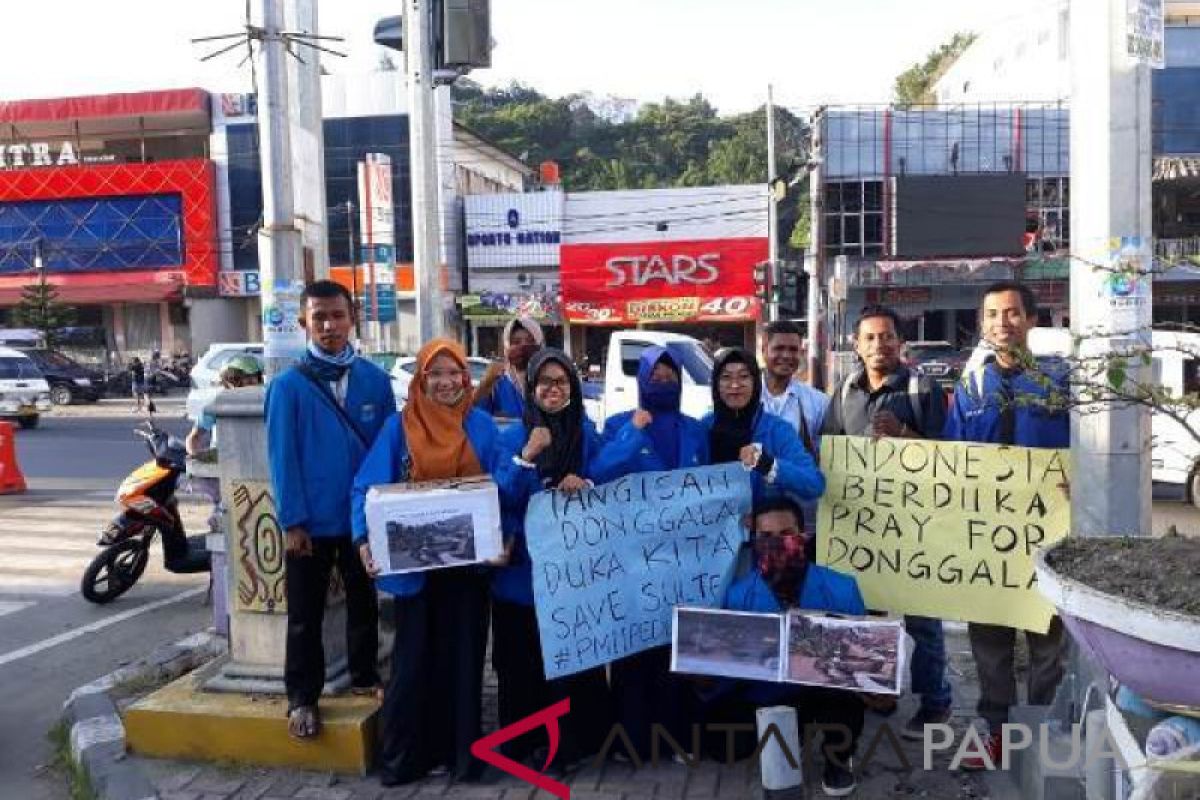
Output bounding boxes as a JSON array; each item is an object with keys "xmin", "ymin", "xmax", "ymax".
[
  {"xmin": 379, "ymin": 569, "xmax": 490, "ymax": 783},
  {"xmin": 491, "ymin": 599, "xmax": 612, "ymax": 764},
  {"xmin": 700, "ymin": 686, "xmax": 866, "ymax": 765},
  {"xmin": 610, "ymin": 645, "xmax": 691, "ymax": 759},
  {"xmin": 284, "ymin": 536, "xmax": 379, "ymax": 710}
]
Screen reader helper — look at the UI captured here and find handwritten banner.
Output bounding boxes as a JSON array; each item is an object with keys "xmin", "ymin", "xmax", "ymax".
[
  {"xmin": 526, "ymin": 464, "xmax": 751, "ymax": 679},
  {"xmin": 816, "ymin": 436, "xmax": 1071, "ymax": 633}
]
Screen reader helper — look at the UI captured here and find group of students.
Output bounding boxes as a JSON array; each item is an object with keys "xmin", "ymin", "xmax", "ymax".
[{"xmin": 265, "ymin": 277, "xmax": 1069, "ymax": 797}]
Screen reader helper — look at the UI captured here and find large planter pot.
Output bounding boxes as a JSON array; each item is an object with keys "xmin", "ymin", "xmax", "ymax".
[{"xmin": 1035, "ymin": 542, "xmax": 1200, "ymax": 709}]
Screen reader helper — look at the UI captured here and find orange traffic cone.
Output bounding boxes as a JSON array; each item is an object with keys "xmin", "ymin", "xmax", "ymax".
[{"xmin": 0, "ymin": 421, "xmax": 27, "ymax": 494}]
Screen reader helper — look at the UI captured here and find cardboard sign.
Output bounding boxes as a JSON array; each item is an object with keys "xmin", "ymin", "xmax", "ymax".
[
  {"xmin": 365, "ymin": 477, "xmax": 502, "ymax": 575},
  {"xmin": 817, "ymin": 436, "xmax": 1071, "ymax": 633},
  {"xmin": 525, "ymin": 464, "xmax": 751, "ymax": 679}
]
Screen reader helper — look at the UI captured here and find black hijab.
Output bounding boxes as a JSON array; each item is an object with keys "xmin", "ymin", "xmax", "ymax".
[
  {"xmin": 709, "ymin": 347, "xmax": 762, "ymax": 464},
  {"xmin": 523, "ymin": 348, "xmax": 585, "ymax": 486}
]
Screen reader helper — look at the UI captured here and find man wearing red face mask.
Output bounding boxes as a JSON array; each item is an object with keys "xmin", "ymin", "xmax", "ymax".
[
  {"xmin": 696, "ymin": 497, "xmax": 866, "ymax": 797},
  {"xmin": 475, "ymin": 316, "xmax": 544, "ymax": 418}
]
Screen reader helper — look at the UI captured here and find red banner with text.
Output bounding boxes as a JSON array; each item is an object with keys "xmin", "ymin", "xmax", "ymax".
[{"xmin": 560, "ymin": 237, "xmax": 766, "ymax": 324}]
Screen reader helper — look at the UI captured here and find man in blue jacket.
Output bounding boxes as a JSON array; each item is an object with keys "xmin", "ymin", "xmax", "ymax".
[
  {"xmin": 265, "ymin": 280, "xmax": 396, "ymax": 739},
  {"xmin": 944, "ymin": 281, "xmax": 1069, "ymax": 770},
  {"xmin": 699, "ymin": 497, "xmax": 864, "ymax": 797}
]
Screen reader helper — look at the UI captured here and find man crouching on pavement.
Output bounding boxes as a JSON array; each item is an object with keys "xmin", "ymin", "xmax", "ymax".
[
  {"xmin": 265, "ymin": 280, "xmax": 396, "ymax": 739},
  {"xmin": 695, "ymin": 497, "xmax": 865, "ymax": 797}
]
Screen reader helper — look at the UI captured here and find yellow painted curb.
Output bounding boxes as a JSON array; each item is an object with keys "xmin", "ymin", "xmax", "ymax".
[{"xmin": 124, "ymin": 671, "xmax": 378, "ymax": 774}]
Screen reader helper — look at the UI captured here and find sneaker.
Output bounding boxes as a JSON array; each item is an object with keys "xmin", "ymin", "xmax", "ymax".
[
  {"xmin": 822, "ymin": 757, "xmax": 856, "ymax": 797},
  {"xmin": 901, "ymin": 706, "xmax": 953, "ymax": 741},
  {"xmin": 959, "ymin": 732, "xmax": 1002, "ymax": 771}
]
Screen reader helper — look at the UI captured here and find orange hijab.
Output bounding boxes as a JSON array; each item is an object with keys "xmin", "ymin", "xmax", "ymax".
[{"xmin": 402, "ymin": 339, "xmax": 483, "ymax": 481}]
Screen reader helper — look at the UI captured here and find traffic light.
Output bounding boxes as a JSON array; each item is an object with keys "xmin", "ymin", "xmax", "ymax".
[
  {"xmin": 779, "ymin": 261, "xmax": 802, "ymax": 317},
  {"xmin": 753, "ymin": 262, "xmax": 772, "ymax": 303}
]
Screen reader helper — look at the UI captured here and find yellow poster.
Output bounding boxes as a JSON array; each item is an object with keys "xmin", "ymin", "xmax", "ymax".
[{"xmin": 816, "ymin": 436, "xmax": 1071, "ymax": 633}]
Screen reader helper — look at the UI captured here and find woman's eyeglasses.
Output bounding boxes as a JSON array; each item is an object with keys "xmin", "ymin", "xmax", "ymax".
[
  {"xmin": 536, "ymin": 376, "xmax": 570, "ymax": 390},
  {"xmin": 424, "ymin": 369, "xmax": 467, "ymax": 383}
]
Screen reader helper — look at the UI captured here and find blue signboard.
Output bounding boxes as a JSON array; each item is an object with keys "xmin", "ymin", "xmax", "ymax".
[{"xmin": 525, "ymin": 464, "xmax": 751, "ymax": 679}]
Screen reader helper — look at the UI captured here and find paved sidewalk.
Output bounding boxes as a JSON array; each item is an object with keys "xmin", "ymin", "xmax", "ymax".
[{"xmin": 134, "ymin": 624, "xmax": 1020, "ymax": 800}]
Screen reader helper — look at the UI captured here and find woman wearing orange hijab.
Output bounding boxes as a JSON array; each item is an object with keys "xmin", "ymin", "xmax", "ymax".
[{"xmin": 352, "ymin": 339, "xmax": 499, "ymax": 785}]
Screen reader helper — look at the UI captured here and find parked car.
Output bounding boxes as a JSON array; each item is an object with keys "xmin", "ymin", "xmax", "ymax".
[
  {"xmin": 22, "ymin": 349, "xmax": 106, "ymax": 405},
  {"xmin": 590, "ymin": 331, "xmax": 713, "ymax": 430},
  {"xmin": 186, "ymin": 343, "xmax": 264, "ymax": 420},
  {"xmin": 391, "ymin": 356, "xmax": 492, "ymax": 407},
  {"xmin": 903, "ymin": 340, "xmax": 965, "ymax": 388},
  {"xmin": 0, "ymin": 346, "xmax": 52, "ymax": 429}
]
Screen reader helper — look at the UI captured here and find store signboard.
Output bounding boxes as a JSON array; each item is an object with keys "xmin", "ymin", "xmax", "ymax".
[
  {"xmin": 465, "ymin": 192, "xmax": 563, "ymax": 269},
  {"xmin": 560, "ymin": 237, "xmax": 766, "ymax": 324}
]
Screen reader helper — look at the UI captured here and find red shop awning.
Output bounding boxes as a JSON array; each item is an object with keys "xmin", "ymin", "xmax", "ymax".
[{"xmin": 0, "ymin": 270, "xmax": 186, "ymax": 305}]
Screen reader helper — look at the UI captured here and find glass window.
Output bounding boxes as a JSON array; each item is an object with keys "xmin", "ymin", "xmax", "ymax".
[
  {"xmin": 0, "ymin": 357, "xmax": 42, "ymax": 380},
  {"xmin": 825, "ymin": 216, "xmax": 843, "ymax": 246},
  {"xmin": 844, "ymin": 215, "xmax": 861, "ymax": 244},
  {"xmin": 621, "ymin": 342, "xmax": 652, "ymax": 377},
  {"xmin": 864, "ymin": 213, "xmax": 883, "ymax": 245},
  {"xmin": 864, "ymin": 181, "xmax": 883, "ymax": 212},
  {"xmin": 1185, "ymin": 359, "xmax": 1200, "ymax": 396},
  {"xmin": 843, "ymin": 183, "xmax": 862, "ymax": 212},
  {"xmin": 824, "ymin": 182, "xmax": 843, "ymax": 213}
]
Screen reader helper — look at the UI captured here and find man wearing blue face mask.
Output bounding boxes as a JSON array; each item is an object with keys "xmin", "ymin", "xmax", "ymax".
[{"xmin": 592, "ymin": 346, "xmax": 709, "ymax": 759}]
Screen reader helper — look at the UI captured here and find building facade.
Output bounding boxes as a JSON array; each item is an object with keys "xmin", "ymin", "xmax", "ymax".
[{"xmin": 0, "ymin": 89, "xmax": 219, "ymax": 362}]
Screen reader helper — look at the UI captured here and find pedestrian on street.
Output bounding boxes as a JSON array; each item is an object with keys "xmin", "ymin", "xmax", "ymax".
[
  {"xmin": 265, "ymin": 280, "xmax": 395, "ymax": 741},
  {"xmin": 490, "ymin": 348, "xmax": 613, "ymax": 772},
  {"xmin": 474, "ymin": 315, "xmax": 544, "ymax": 418},
  {"xmin": 129, "ymin": 356, "xmax": 147, "ymax": 412},
  {"xmin": 695, "ymin": 497, "xmax": 863, "ymax": 797},
  {"xmin": 820, "ymin": 305, "xmax": 954, "ymax": 741},
  {"xmin": 592, "ymin": 346, "xmax": 708, "ymax": 759},
  {"xmin": 352, "ymin": 339, "xmax": 498, "ymax": 784},
  {"xmin": 943, "ymin": 281, "xmax": 1070, "ymax": 769},
  {"xmin": 701, "ymin": 347, "xmax": 825, "ymax": 505}
]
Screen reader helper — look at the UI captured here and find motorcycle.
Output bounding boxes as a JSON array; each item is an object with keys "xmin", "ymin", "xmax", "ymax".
[{"xmin": 81, "ymin": 419, "xmax": 211, "ymax": 604}]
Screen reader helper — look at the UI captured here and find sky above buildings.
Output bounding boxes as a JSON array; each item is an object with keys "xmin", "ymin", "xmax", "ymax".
[{"xmin": 1, "ymin": 0, "xmax": 1046, "ymax": 114}]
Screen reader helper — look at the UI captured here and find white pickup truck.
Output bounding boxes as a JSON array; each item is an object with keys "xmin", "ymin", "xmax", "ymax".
[{"xmin": 587, "ymin": 331, "xmax": 714, "ymax": 431}]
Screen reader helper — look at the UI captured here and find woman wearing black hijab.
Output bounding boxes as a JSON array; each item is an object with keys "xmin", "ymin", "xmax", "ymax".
[
  {"xmin": 701, "ymin": 347, "xmax": 825, "ymax": 504},
  {"xmin": 490, "ymin": 348, "xmax": 613, "ymax": 771}
]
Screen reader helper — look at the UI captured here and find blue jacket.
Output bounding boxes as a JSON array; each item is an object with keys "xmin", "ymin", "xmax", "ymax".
[
  {"xmin": 350, "ymin": 408, "xmax": 498, "ymax": 597},
  {"xmin": 265, "ymin": 359, "xmax": 395, "ymax": 537},
  {"xmin": 944, "ymin": 359, "xmax": 1070, "ymax": 447},
  {"xmin": 594, "ymin": 409, "xmax": 709, "ymax": 478},
  {"xmin": 720, "ymin": 563, "xmax": 866, "ymax": 705},
  {"xmin": 478, "ymin": 373, "xmax": 525, "ymax": 419},
  {"xmin": 699, "ymin": 408, "xmax": 826, "ymax": 503},
  {"xmin": 490, "ymin": 417, "xmax": 604, "ymax": 606}
]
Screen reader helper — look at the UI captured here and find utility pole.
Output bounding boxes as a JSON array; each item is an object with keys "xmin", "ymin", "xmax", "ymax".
[
  {"xmin": 345, "ymin": 199, "xmax": 361, "ymax": 340},
  {"xmin": 806, "ymin": 109, "xmax": 826, "ymax": 389},
  {"xmin": 766, "ymin": 84, "xmax": 779, "ymax": 325},
  {"xmin": 256, "ymin": 0, "xmax": 306, "ymax": 380},
  {"xmin": 405, "ymin": 0, "xmax": 446, "ymax": 342},
  {"xmin": 1068, "ymin": 0, "xmax": 1154, "ymax": 538}
]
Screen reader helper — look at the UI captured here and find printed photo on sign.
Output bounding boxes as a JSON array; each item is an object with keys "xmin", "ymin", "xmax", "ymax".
[
  {"xmin": 365, "ymin": 478, "xmax": 502, "ymax": 576},
  {"xmin": 385, "ymin": 512, "xmax": 476, "ymax": 572},
  {"xmin": 784, "ymin": 613, "xmax": 905, "ymax": 695},
  {"xmin": 671, "ymin": 606, "xmax": 784, "ymax": 682}
]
